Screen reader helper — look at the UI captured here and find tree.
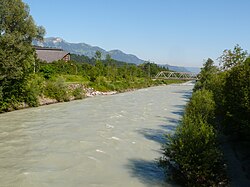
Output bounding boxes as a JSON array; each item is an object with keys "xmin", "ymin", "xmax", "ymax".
[
  {"xmin": 0, "ymin": 0, "xmax": 45, "ymax": 80},
  {"xmin": 160, "ymin": 90, "xmax": 225, "ymax": 186},
  {"xmin": 94, "ymin": 50, "xmax": 103, "ymax": 76},
  {"xmin": 105, "ymin": 54, "xmax": 111, "ymax": 63},
  {"xmin": 218, "ymin": 44, "xmax": 248, "ymax": 70},
  {"xmin": 223, "ymin": 58, "xmax": 250, "ymax": 139},
  {"xmin": 193, "ymin": 58, "xmax": 218, "ymax": 91},
  {"xmin": 105, "ymin": 54, "xmax": 113, "ymax": 78},
  {"xmin": 0, "ymin": 0, "xmax": 45, "ymax": 110},
  {"xmin": 94, "ymin": 50, "xmax": 102, "ymax": 62}
]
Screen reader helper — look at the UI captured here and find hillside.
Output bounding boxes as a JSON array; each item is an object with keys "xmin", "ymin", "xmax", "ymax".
[
  {"xmin": 33, "ymin": 37, "xmax": 144, "ymax": 64},
  {"xmin": 33, "ymin": 37, "xmax": 200, "ymax": 73}
]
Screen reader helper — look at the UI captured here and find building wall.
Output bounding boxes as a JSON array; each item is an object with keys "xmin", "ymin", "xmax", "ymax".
[{"xmin": 63, "ymin": 54, "xmax": 70, "ymax": 62}]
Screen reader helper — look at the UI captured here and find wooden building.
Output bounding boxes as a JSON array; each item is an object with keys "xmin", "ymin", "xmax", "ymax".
[{"xmin": 34, "ymin": 46, "xmax": 70, "ymax": 63}]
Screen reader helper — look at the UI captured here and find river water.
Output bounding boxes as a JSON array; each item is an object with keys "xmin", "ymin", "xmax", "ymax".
[{"xmin": 0, "ymin": 83, "xmax": 193, "ymax": 187}]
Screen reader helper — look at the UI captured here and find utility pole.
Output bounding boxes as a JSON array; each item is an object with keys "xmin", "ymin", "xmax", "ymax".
[{"xmin": 34, "ymin": 61, "xmax": 35, "ymax": 73}]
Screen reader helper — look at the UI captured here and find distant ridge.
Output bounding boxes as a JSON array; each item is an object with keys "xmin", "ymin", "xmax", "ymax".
[
  {"xmin": 33, "ymin": 37, "xmax": 144, "ymax": 64},
  {"xmin": 33, "ymin": 37, "xmax": 200, "ymax": 73}
]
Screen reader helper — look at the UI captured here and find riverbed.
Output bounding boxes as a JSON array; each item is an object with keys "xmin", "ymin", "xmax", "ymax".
[{"xmin": 0, "ymin": 82, "xmax": 193, "ymax": 187}]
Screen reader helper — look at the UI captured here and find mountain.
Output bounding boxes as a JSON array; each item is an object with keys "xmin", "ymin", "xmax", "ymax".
[
  {"xmin": 160, "ymin": 64, "xmax": 189, "ymax": 72},
  {"xmin": 33, "ymin": 37, "xmax": 144, "ymax": 64},
  {"xmin": 185, "ymin": 67, "xmax": 201, "ymax": 74},
  {"xmin": 33, "ymin": 37, "xmax": 200, "ymax": 73},
  {"xmin": 159, "ymin": 64, "xmax": 201, "ymax": 74}
]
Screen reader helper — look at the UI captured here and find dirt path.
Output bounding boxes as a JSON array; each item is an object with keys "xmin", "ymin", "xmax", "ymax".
[{"xmin": 220, "ymin": 136, "xmax": 250, "ymax": 187}]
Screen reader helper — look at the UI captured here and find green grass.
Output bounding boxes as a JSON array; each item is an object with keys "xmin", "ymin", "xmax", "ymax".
[{"xmin": 60, "ymin": 75, "xmax": 89, "ymax": 84}]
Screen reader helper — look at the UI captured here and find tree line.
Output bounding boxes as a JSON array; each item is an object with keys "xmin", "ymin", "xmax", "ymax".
[
  {"xmin": 160, "ymin": 45, "xmax": 250, "ymax": 186},
  {"xmin": 0, "ymin": 0, "xmax": 181, "ymax": 113}
]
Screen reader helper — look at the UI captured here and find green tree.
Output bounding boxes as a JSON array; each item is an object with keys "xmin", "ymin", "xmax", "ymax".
[
  {"xmin": 218, "ymin": 44, "xmax": 248, "ymax": 70},
  {"xmin": 223, "ymin": 58, "xmax": 250, "ymax": 139},
  {"xmin": 0, "ymin": 0, "xmax": 45, "ymax": 80},
  {"xmin": 94, "ymin": 50, "xmax": 102, "ymax": 62},
  {"xmin": 160, "ymin": 115, "xmax": 224, "ymax": 187},
  {"xmin": 0, "ymin": 0, "xmax": 45, "ymax": 111},
  {"xmin": 186, "ymin": 89, "xmax": 216, "ymax": 123},
  {"xmin": 160, "ymin": 89, "xmax": 225, "ymax": 186},
  {"xmin": 94, "ymin": 50, "xmax": 103, "ymax": 76},
  {"xmin": 194, "ymin": 58, "xmax": 218, "ymax": 91},
  {"xmin": 105, "ymin": 54, "xmax": 112, "ymax": 78}
]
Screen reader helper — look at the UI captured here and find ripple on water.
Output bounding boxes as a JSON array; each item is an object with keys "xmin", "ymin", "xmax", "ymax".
[{"xmin": 0, "ymin": 84, "xmax": 193, "ymax": 187}]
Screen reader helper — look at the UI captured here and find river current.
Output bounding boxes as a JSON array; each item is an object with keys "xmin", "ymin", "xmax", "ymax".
[{"xmin": 0, "ymin": 82, "xmax": 193, "ymax": 187}]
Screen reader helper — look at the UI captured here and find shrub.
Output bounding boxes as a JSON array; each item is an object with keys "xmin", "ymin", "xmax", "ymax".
[
  {"xmin": 39, "ymin": 64, "xmax": 56, "ymax": 79},
  {"xmin": 71, "ymin": 86, "xmax": 85, "ymax": 99},
  {"xmin": 23, "ymin": 74, "xmax": 45, "ymax": 107},
  {"xmin": 44, "ymin": 77, "xmax": 69, "ymax": 102},
  {"xmin": 160, "ymin": 89, "xmax": 226, "ymax": 186},
  {"xmin": 185, "ymin": 89, "xmax": 215, "ymax": 123},
  {"xmin": 160, "ymin": 115, "xmax": 225, "ymax": 186}
]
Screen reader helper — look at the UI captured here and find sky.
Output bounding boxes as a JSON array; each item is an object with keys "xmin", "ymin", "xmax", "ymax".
[{"xmin": 23, "ymin": 0, "xmax": 250, "ymax": 67}]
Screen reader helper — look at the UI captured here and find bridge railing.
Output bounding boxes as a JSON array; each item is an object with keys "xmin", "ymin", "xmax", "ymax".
[{"xmin": 155, "ymin": 71, "xmax": 199, "ymax": 80}]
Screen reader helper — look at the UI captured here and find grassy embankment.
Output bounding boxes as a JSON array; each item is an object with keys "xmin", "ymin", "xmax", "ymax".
[{"xmin": 0, "ymin": 59, "xmax": 185, "ymax": 113}]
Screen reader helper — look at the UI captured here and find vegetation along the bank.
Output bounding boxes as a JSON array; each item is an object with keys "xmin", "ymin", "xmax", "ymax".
[
  {"xmin": 0, "ymin": 0, "xmax": 184, "ymax": 113},
  {"xmin": 160, "ymin": 45, "xmax": 250, "ymax": 186}
]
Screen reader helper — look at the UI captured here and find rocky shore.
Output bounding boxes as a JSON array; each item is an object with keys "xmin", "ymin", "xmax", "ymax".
[
  {"xmin": 38, "ymin": 84, "xmax": 117, "ymax": 106},
  {"xmin": 3, "ymin": 83, "xmax": 157, "ymax": 113}
]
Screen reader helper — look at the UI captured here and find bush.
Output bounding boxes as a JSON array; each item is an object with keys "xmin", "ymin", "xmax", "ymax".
[
  {"xmin": 160, "ymin": 89, "xmax": 226, "ymax": 186},
  {"xmin": 44, "ymin": 77, "xmax": 69, "ymax": 102},
  {"xmin": 39, "ymin": 64, "xmax": 56, "ymax": 79},
  {"xmin": 160, "ymin": 115, "xmax": 225, "ymax": 186},
  {"xmin": 23, "ymin": 74, "xmax": 45, "ymax": 107},
  {"xmin": 185, "ymin": 89, "xmax": 215, "ymax": 123},
  {"xmin": 71, "ymin": 86, "xmax": 85, "ymax": 99}
]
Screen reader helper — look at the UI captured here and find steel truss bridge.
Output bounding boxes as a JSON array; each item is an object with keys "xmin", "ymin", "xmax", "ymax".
[{"xmin": 155, "ymin": 71, "xmax": 199, "ymax": 80}]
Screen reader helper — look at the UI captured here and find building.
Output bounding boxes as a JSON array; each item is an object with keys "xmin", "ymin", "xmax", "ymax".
[{"xmin": 34, "ymin": 46, "xmax": 70, "ymax": 63}]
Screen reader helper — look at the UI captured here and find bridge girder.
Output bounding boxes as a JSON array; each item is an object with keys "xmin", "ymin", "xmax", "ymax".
[{"xmin": 155, "ymin": 71, "xmax": 199, "ymax": 80}]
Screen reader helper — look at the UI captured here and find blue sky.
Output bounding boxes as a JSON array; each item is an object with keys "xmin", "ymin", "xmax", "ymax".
[{"xmin": 23, "ymin": 0, "xmax": 250, "ymax": 67}]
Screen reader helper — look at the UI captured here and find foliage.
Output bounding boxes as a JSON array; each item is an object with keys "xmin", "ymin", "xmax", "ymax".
[
  {"xmin": 160, "ymin": 115, "xmax": 224, "ymax": 186},
  {"xmin": 185, "ymin": 89, "xmax": 215, "ymax": 123},
  {"xmin": 193, "ymin": 58, "xmax": 218, "ymax": 91},
  {"xmin": 160, "ymin": 89, "xmax": 225, "ymax": 186},
  {"xmin": 162, "ymin": 44, "xmax": 250, "ymax": 186},
  {"xmin": 71, "ymin": 85, "xmax": 85, "ymax": 99},
  {"xmin": 195, "ymin": 46, "xmax": 249, "ymax": 140},
  {"xmin": 218, "ymin": 44, "xmax": 248, "ymax": 70},
  {"xmin": 39, "ymin": 64, "xmax": 57, "ymax": 79},
  {"xmin": 61, "ymin": 75, "xmax": 88, "ymax": 83},
  {"xmin": 70, "ymin": 54, "xmax": 95, "ymax": 65},
  {"xmin": 0, "ymin": 0, "xmax": 45, "ymax": 110},
  {"xmin": 44, "ymin": 77, "xmax": 69, "ymax": 102},
  {"xmin": 223, "ymin": 58, "xmax": 250, "ymax": 139},
  {"xmin": 23, "ymin": 74, "xmax": 45, "ymax": 106},
  {"xmin": 0, "ymin": 0, "xmax": 44, "ymax": 81}
]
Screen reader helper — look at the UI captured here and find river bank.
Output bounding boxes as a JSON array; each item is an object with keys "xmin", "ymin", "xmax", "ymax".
[
  {"xmin": 1, "ymin": 80, "xmax": 186, "ymax": 114},
  {"xmin": 38, "ymin": 84, "xmax": 118, "ymax": 106}
]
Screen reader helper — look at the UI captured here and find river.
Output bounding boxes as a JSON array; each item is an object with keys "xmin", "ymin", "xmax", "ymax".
[{"xmin": 0, "ymin": 82, "xmax": 193, "ymax": 187}]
